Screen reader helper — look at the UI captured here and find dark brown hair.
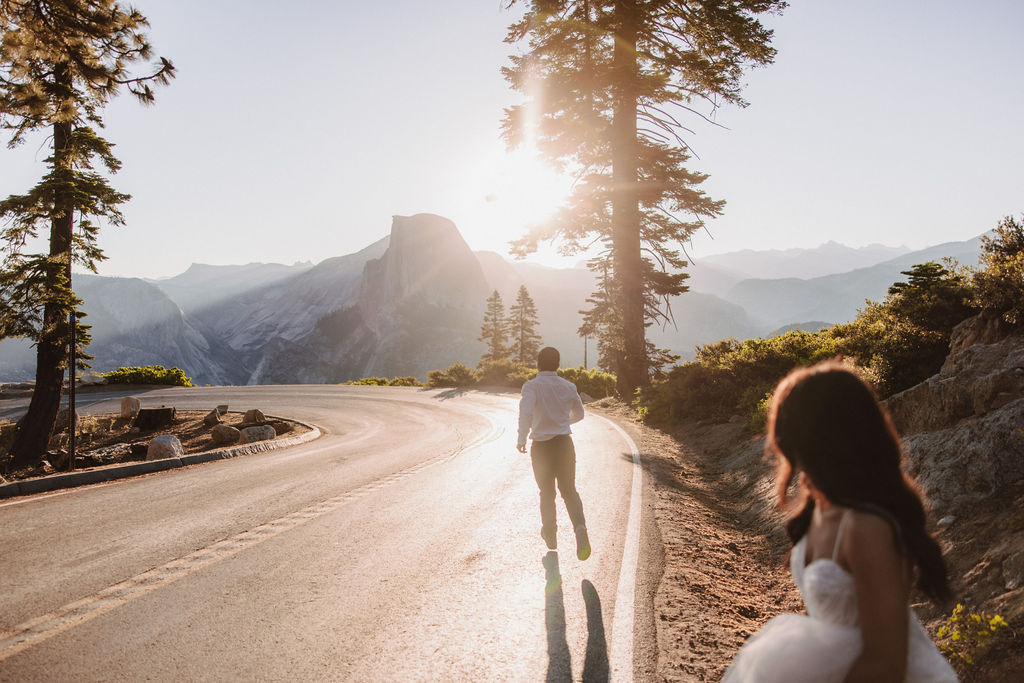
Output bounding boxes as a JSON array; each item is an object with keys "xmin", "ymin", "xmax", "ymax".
[
  {"xmin": 537, "ymin": 346, "xmax": 560, "ymax": 372},
  {"xmin": 766, "ymin": 360, "xmax": 951, "ymax": 602}
]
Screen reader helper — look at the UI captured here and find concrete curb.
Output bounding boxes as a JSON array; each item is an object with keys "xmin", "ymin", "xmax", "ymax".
[{"xmin": 0, "ymin": 415, "xmax": 322, "ymax": 500}]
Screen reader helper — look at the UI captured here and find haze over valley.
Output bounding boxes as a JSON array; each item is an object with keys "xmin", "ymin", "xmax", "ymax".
[{"xmin": 0, "ymin": 214, "xmax": 985, "ymax": 385}]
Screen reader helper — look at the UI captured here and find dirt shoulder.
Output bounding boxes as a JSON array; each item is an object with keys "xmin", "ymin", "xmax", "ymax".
[{"xmin": 593, "ymin": 401, "xmax": 1021, "ymax": 682}]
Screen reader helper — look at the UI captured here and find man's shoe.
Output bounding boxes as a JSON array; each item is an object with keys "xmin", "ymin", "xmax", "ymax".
[
  {"xmin": 575, "ymin": 525, "xmax": 591, "ymax": 561},
  {"xmin": 541, "ymin": 526, "xmax": 558, "ymax": 550}
]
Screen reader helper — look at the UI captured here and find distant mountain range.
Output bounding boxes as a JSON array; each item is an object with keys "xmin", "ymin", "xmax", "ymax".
[{"xmin": 0, "ymin": 215, "xmax": 985, "ymax": 384}]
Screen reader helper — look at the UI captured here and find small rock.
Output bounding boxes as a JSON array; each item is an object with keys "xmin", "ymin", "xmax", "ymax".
[
  {"xmin": 1003, "ymin": 551, "xmax": 1024, "ymax": 591},
  {"xmin": 242, "ymin": 409, "xmax": 266, "ymax": 425},
  {"xmin": 211, "ymin": 424, "xmax": 241, "ymax": 446},
  {"xmin": 135, "ymin": 407, "xmax": 175, "ymax": 430},
  {"xmin": 203, "ymin": 409, "xmax": 221, "ymax": 427},
  {"xmin": 147, "ymin": 434, "xmax": 183, "ymax": 461},
  {"xmin": 120, "ymin": 396, "xmax": 141, "ymax": 418},
  {"xmin": 937, "ymin": 515, "xmax": 956, "ymax": 528},
  {"xmin": 270, "ymin": 421, "xmax": 294, "ymax": 435},
  {"xmin": 239, "ymin": 425, "xmax": 276, "ymax": 444}
]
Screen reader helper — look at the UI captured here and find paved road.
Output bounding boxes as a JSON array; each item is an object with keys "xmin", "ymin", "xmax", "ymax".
[{"xmin": 0, "ymin": 386, "xmax": 657, "ymax": 681}]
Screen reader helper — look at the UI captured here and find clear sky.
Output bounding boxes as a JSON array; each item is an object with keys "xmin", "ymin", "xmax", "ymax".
[{"xmin": 2, "ymin": 0, "xmax": 1022, "ymax": 278}]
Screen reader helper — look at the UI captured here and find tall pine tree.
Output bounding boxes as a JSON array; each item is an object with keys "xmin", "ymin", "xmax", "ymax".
[
  {"xmin": 503, "ymin": 0, "xmax": 784, "ymax": 396},
  {"xmin": 0, "ymin": 0, "xmax": 174, "ymax": 467},
  {"xmin": 507, "ymin": 284, "xmax": 542, "ymax": 364},
  {"xmin": 478, "ymin": 290, "xmax": 511, "ymax": 363}
]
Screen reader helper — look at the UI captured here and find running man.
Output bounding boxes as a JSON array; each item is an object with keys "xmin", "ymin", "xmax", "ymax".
[{"xmin": 517, "ymin": 346, "xmax": 591, "ymax": 561}]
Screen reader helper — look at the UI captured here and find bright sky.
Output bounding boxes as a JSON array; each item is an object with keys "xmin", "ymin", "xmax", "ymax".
[{"xmin": 2, "ymin": 0, "xmax": 1021, "ymax": 278}]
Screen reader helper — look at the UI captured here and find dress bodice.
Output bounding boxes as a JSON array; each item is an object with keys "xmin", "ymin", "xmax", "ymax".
[{"xmin": 791, "ymin": 536, "xmax": 859, "ymax": 627}]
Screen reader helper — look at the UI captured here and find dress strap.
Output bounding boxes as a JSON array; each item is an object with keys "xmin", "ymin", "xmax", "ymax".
[{"xmin": 831, "ymin": 510, "xmax": 850, "ymax": 562}]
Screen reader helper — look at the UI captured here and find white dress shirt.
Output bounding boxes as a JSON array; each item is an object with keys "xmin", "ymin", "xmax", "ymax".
[{"xmin": 517, "ymin": 371, "xmax": 585, "ymax": 448}]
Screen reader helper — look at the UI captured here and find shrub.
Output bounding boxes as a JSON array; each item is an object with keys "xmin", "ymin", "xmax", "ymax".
[
  {"xmin": 426, "ymin": 362, "xmax": 477, "ymax": 388},
  {"xmin": 557, "ymin": 366, "xmax": 617, "ymax": 398},
  {"xmin": 476, "ymin": 359, "xmax": 534, "ymax": 388},
  {"xmin": 387, "ymin": 376, "xmax": 423, "ymax": 387},
  {"xmin": 936, "ymin": 603, "xmax": 1009, "ymax": 674},
  {"xmin": 638, "ymin": 331, "xmax": 841, "ymax": 429},
  {"xmin": 972, "ymin": 214, "xmax": 1024, "ymax": 326},
  {"xmin": 346, "ymin": 377, "xmax": 389, "ymax": 386},
  {"xmin": 103, "ymin": 365, "xmax": 192, "ymax": 387}
]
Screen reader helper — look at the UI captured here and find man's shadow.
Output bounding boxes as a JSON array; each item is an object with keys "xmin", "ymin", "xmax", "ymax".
[{"xmin": 542, "ymin": 552, "xmax": 609, "ymax": 683}]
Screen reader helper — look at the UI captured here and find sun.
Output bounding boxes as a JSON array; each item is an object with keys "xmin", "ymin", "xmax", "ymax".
[{"xmin": 450, "ymin": 142, "xmax": 575, "ymax": 261}]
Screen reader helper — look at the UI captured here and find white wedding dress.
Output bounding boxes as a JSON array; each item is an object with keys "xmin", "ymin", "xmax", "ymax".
[{"xmin": 723, "ymin": 516, "xmax": 957, "ymax": 682}]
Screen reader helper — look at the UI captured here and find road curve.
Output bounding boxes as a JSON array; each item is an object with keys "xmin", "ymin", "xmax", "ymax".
[{"xmin": 0, "ymin": 385, "xmax": 654, "ymax": 681}]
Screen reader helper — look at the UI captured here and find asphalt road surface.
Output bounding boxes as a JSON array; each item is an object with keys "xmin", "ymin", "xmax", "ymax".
[{"xmin": 0, "ymin": 385, "xmax": 658, "ymax": 681}]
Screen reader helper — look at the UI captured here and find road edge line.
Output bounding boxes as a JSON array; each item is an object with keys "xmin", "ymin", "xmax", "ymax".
[{"xmin": 596, "ymin": 414, "xmax": 642, "ymax": 683}]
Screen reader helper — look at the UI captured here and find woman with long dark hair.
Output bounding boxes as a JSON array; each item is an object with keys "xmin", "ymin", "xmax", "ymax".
[{"xmin": 723, "ymin": 360, "xmax": 956, "ymax": 682}]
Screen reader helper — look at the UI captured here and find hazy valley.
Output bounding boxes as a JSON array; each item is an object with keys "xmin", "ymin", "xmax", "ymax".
[{"xmin": 0, "ymin": 214, "xmax": 984, "ymax": 385}]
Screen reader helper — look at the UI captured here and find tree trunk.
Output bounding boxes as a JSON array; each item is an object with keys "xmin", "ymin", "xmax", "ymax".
[
  {"xmin": 611, "ymin": 0, "xmax": 645, "ymax": 398},
  {"xmin": 9, "ymin": 85, "xmax": 74, "ymax": 468}
]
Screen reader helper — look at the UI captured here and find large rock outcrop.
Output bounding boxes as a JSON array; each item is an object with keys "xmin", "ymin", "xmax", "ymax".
[
  {"xmin": 886, "ymin": 314, "xmax": 1024, "ymax": 513},
  {"xmin": 247, "ymin": 214, "xmax": 490, "ymax": 383}
]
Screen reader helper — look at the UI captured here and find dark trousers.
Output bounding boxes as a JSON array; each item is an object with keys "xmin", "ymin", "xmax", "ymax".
[{"xmin": 530, "ymin": 434, "xmax": 586, "ymax": 534}]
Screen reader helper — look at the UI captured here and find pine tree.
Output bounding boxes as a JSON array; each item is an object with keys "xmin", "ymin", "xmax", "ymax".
[
  {"xmin": 0, "ymin": 0, "xmax": 174, "ymax": 467},
  {"xmin": 479, "ymin": 290, "xmax": 511, "ymax": 363},
  {"xmin": 507, "ymin": 285, "xmax": 542, "ymax": 364},
  {"xmin": 502, "ymin": 0, "xmax": 784, "ymax": 396}
]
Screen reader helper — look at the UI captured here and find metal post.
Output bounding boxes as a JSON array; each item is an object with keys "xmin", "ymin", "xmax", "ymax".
[{"xmin": 68, "ymin": 312, "xmax": 76, "ymax": 471}]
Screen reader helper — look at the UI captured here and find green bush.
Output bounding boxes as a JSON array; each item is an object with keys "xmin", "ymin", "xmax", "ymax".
[
  {"xmin": 387, "ymin": 376, "xmax": 423, "ymax": 387},
  {"xmin": 557, "ymin": 365, "xmax": 617, "ymax": 398},
  {"xmin": 346, "ymin": 377, "xmax": 389, "ymax": 386},
  {"xmin": 476, "ymin": 359, "xmax": 534, "ymax": 388},
  {"xmin": 972, "ymin": 215, "xmax": 1024, "ymax": 325},
  {"xmin": 103, "ymin": 365, "xmax": 192, "ymax": 387},
  {"xmin": 426, "ymin": 362, "xmax": 477, "ymax": 388},
  {"xmin": 638, "ymin": 331, "xmax": 841, "ymax": 429}
]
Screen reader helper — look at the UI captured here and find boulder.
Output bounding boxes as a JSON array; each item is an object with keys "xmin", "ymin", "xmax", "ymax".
[
  {"xmin": 203, "ymin": 409, "xmax": 221, "ymax": 427},
  {"xmin": 884, "ymin": 315, "xmax": 1024, "ymax": 514},
  {"xmin": 239, "ymin": 425, "xmax": 276, "ymax": 444},
  {"xmin": 120, "ymin": 396, "xmax": 141, "ymax": 418},
  {"xmin": 216, "ymin": 404, "xmax": 229, "ymax": 416},
  {"xmin": 242, "ymin": 409, "xmax": 266, "ymax": 425},
  {"xmin": 135, "ymin": 407, "xmax": 176, "ymax": 430},
  {"xmin": 78, "ymin": 372, "xmax": 108, "ymax": 386},
  {"xmin": 146, "ymin": 434, "xmax": 183, "ymax": 461},
  {"xmin": 270, "ymin": 421, "xmax": 293, "ymax": 435},
  {"xmin": 211, "ymin": 424, "xmax": 241, "ymax": 446}
]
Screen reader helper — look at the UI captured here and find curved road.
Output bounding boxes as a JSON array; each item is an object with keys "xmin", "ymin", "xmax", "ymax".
[{"xmin": 0, "ymin": 386, "xmax": 658, "ymax": 681}]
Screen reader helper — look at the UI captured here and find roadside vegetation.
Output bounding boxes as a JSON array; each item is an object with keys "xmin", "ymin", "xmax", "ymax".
[
  {"xmin": 103, "ymin": 365, "xmax": 192, "ymax": 387},
  {"xmin": 638, "ymin": 215, "xmax": 1023, "ymax": 432}
]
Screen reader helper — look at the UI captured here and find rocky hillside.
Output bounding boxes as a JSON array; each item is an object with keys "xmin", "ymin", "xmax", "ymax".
[
  {"xmin": 885, "ymin": 314, "xmax": 1024, "ymax": 667},
  {"xmin": 667, "ymin": 313, "xmax": 1024, "ymax": 679}
]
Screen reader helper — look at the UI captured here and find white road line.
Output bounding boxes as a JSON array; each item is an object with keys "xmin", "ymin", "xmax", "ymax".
[
  {"xmin": 597, "ymin": 414, "xmax": 643, "ymax": 683},
  {"xmin": 0, "ymin": 418, "xmax": 504, "ymax": 662}
]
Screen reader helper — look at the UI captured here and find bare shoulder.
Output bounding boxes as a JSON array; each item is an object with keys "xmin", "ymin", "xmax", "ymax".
[{"xmin": 842, "ymin": 508, "xmax": 902, "ymax": 564}]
